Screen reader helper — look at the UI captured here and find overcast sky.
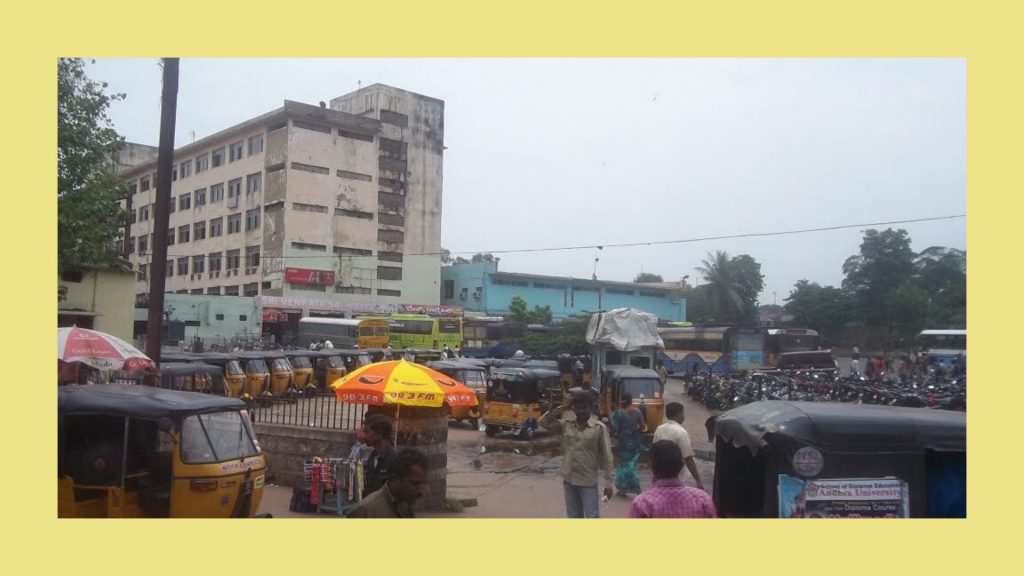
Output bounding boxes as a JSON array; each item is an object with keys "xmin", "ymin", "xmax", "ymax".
[{"xmin": 85, "ymin": 58, "xmax": 965, "ymax": 306}]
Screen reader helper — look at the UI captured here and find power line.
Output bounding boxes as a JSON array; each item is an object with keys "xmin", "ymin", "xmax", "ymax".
[{"xmin": 419, "ymin": 214, "xmax": 966, "ymax": 257}]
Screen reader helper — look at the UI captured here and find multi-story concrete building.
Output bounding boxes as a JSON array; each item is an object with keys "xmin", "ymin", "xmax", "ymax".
[{"xmin": 122, "ymin": 84, "xmax": 444, "ymax": 319}]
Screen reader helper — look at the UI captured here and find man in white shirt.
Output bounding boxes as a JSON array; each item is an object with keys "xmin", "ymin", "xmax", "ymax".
[
  {"xmin": 323, "ymin": 339, "xmax": 334, "ymax": 349},
  {"xmin": 653, "ymin": 402, "xmax": 705, "ymax": 491}
]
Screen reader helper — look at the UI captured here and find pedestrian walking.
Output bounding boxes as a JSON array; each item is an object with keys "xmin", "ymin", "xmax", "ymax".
[
  {"xmin": 654, "ymin": 402, "xmax": 705, "ymax": 491},
  {"xmin": 611, "ymin": 393, "xmax": 645, "ymax": 496},
  {"xmin": 628, "ymin": 440, "xmax": 716, "ymax": 518},
  {"xmin": 346, "ymin": 449, "xmax": 428, "ymax": 518},
  {"xmin": 539, "ymin": 392, "xmax": 615, "ymax": 518}
]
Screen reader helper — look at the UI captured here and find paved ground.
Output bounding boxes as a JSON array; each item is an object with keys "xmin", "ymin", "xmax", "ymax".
[{"xmin": 257, "ymin": 376, "xmax": 717, "ymax": 518}]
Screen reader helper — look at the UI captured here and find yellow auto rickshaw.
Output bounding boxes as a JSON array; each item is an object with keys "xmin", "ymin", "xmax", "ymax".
[
  {"xmin": 235, "ymin": 353, "xmax": 272, "ymax": 399},
  {"xmin": 429, "ymin": 360, "xmax": 488, "ymax": 428},
  {"xmin": 260, "ymin": 353, "xmax": 296, "ymax": 397},
  {"xmin": 483, "ymin": 367, "xmax": 561, "ymax": 439},
  {"xmin": 157, "ymin": 363, "xmax": 226, "ymax": 395},
  {"xmin": 197, "ymin": 354, "xmax": 247, "ymax": 398},
  {"xmin": 557, "ymin": 354, "xmax": 592, "ymax": 396},
  {"xmin": 284, "ymin": 352, "xmax": 316, "ymax": 392},
  {"xmin": 598, "ymin": 365, "xmax": 665, "ymax": 438},
  {"xmin": 58, "ymin": 384, "xmax": 268, "ymax": 517}
]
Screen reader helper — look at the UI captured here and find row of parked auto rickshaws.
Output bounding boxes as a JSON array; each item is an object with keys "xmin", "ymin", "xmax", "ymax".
[{"xmin": 428, "ymin": 354, "xmax": 666, "ymax": 440}]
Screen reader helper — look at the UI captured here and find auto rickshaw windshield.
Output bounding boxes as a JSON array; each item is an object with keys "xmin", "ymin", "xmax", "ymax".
[
  {"xmin": 458, "ymin": 369, "xmax": 487, "ymax": 389},
  {"xmin": 246, "ymin": 359, "xmax": 268, "ymax": 373},
  {"xmin": 272, "ymin": 358, "xmax": 292, "ymax": 372},
  {"xmin": 488, "ymin": 378, "xmax": 542, "ymax": 403},
  {"xmin": 225, "ymin": 361, "xmax": 244, "ymax": 376},
  {"xmin": 180, "ymin": 410, "xmax": 260, "ymax": 464},
  {"xmin": 290, "ymin": 357, "xmax": 312, "ymax": 369},
  {"xmin": 621, "ymin": 378, "xmax": 660, "ymax": 398},
  {"xmin": 327, "ymin": 356, "xmax": 346, "ymax": 368}
]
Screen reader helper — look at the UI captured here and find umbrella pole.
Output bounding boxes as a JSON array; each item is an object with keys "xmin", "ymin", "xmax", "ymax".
[{"xmin": 395, "ymin": 405, "xmax": 400, "ymax": 448}]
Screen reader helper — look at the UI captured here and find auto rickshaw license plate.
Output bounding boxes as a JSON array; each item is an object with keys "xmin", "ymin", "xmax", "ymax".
[{"xmin": 254, "ymin": 475, "xmax": 265, "ymax": 489}]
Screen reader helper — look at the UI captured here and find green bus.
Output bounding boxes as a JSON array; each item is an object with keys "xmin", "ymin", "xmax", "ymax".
[{"xmin": 387, "ymin": 314, "xmax": 463, "ymax": 351}]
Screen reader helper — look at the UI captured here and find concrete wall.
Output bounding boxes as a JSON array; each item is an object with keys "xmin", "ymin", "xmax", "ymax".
[
  {"xmin": 134, "ymin": 294, "xmax": 261, "ymax": 343},
  {"xmin": 252, "ymin": 424, "xmax": 356, "ymax": 488},
  {"xmin": 58, "ymin": 269, "xmax": 136, "ymax": 341}
]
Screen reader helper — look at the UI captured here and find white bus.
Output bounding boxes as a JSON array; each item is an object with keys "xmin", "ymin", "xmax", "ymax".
[{"xmin": 917, "ymin": 329, "xmax": 966, "ymax": 367}]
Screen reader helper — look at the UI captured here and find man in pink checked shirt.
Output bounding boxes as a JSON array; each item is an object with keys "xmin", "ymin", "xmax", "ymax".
[{"xmin": 628, "ymin": 440, "xmax": 717, "ymax": 518}]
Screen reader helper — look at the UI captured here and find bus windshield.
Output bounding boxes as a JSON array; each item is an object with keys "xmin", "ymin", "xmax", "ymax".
[{"xmin": 920, "ymin": 333, "xmax": 966, "ymax": 351}]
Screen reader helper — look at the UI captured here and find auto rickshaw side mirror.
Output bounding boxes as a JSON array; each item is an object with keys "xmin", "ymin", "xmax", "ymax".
[{"xmin": 157, "ymin": 417, "xmax": 174, "ymax": 433}]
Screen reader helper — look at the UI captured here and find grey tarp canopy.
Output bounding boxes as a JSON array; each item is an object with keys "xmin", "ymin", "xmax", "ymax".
[
  {"xmin": 59, "ymin": 384, "xmax": 244, "ymax": 421},
  {"xmin": 715, "ymin": 400, "xmax": 966, "ymax": 456}
]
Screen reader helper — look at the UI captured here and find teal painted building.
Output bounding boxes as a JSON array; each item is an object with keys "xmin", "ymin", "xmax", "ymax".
[{"xmin": 440, "ymin": 262, "xmax": 685, "ymax": 321}]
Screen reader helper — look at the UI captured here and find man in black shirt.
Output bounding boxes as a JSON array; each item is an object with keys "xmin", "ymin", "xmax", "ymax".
[{"xmin": 361, "ymin": 414, "xmax": 397, "ymax": 495}]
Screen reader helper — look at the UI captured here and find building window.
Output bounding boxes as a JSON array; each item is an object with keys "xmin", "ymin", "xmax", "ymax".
[
  {"xmin": 172, "ymin": 166, "xmax": 178, "ymax": 181},
  {"xmin": 130, "ymin": 209, "xmax": 137, "ymax": 224},
  {"xmin": 178, "ymin": 225, "xmax": 190, "ymax": 243},
  {"xmin": 338, "ymin": 129, "xmax": 374, "ymax": 142},
  {"xmin": 137, "ymin": 264, "xmax": 147, "ymax": 281},
  {"xmin": 180, "ymin": 159, "xmax": 192, "ymax": 178},
  {"xmin": 226, "ymin": 249, "xmax": 241, "ymax": 272},
  {"xmin": 245, "ymin": 208, "xmax": 260, "ymax": 231},
  {"xmin": 248, "ymin": 134, "xmax": 264, "ymax": 155},
  {"xmin": 606, "ymin": 288, "xmax": 635, "ymax": 295},
  {"xmin": 216, "ymin": 313, "xmax": 225, "ymax": 321},
  {"xmin": 336, "ymin": 208, "xmax": 374, "ymax": 220},
  {"xmin": 210, "ymin": 183, "xmax": 224, "ymax": 203},
  {"xmin": 245, "ymin": 245, "xmax": 260, "ymax": 268},
  {"xmin": 194, "ymin": 188, "xmax": 206, "ymax": 207},
  {"xmin": 378, "ymin": 213, "xmax": 404, "ymax": 227},
  {"xmin": 293, "ymin": 120, "xmax": 330, "ymax": 134},
  {"xmin": 243, "ymin": 283, "xmax": 258, "ymax": 297},
  {"xmin": 208, "ymin": 252, "xmax": 222, "ymax": 272},
  {"xmin": 443, "ymin": 280, "xmax": 455, "ymax": 299},
  {"xmin": 377, "ymin": 229, "xmax": 404, "ymax": 243},
  {"xmin": 379, "ymin": 109, "xmax": 409, "ymax": 127},
  {"xmin": 291, "ymin": 242, "xmax": 326, "ymax": 251},
  {"xmin": 177, "ymin": 258, "xmax": 189, "ymax": 276},
  {"xmin": 336, "ymin": 286, "xmax": 372, "ymax": 295},
  {"xmin": 179, "ymin": 192, "xmax": 191, "ymax": 211},
  {"xmin": 638, "ymin": 290, "xmax": 666, "ymax": 298},
  {"xmin": 229, "ymin": 141, "xmax": 244, "ymax": 162},
  {"xmin": 378, "ymin": 251, "xmax": 403, "ymax": 263},
  {"xmin": 193, "ymin": 221, "xmax": 206, "ymax": 241},
  {"xmin": 140, "ymin": 176, "xmax": 150, "ymax": 191},
  {"xmin": 190, "ymin": 288, "xmax": 203, "ymax": 295},
  {"xmin": 228, "ymin": 213, "xmax": 242, "ymax": 234},
  {"xmin": 224, "ymin": 286, "xmax": 239, "ymax": 296},
  {"xmin": 246, "ymin": 172, "xmax": 262, "ymax": 195},
  {"xmin": 195, "ymin": 153, "xmax": 209, "ymax": 173},
  {"xmin": 334, "ymin": 246, "xmax": 373, "ymax": 257},
  {"xmin": 493, "ymin": 278, "xmax": 529, "ymax": 287},
  {"xmin": 227, "ymin": 178, "xmax": 242, "ymax": 207},
  {"xmin": 140, "ymin": 206, "xmax": 150, "ymax": 221},
  {"xmin": 290, "ymin": 162, "xmax": 330, "ymax": 175},
  {"xmin": 293, "ymin": 203, "xmax": 328, "ymax": 213},
  {"xmin": 210, "ymin": 217, "xmax": 224, "ymax": 237},
  {"xmin": 378, "ymin": 289, "xmax": 402, "ymax": 297},
  {"xmin": 166, "ymin": 260, "xmax": 174, "ymax": 277},
  {"xmin": 207, "ymin": 286, "xmax": 221, "ymax": 295},
  {"xmin": 336, "ymin": 169, "xmax": 372, "ymax": 182},
  {"xmin": 129, "ymin": 182, "xmax": 138, "ymax": 196},
  {"xmin": 534, "ymin": 282, "xmax": 568, "ymax": 290},
  {"xmin": 377, "ymin": 266, "xmax": 403, "ymax": 281},
  {"xmin": 212, "ymin": 147, "xmax": 225, "ymax": 168},
  {"xmin": 167, "ymin": 229, "xmax": 175, "ymax": 246},
  {"xmin": 168, "ymin": 195, "xmax": 176, "ymax": 213},
  {"xmin": 192, "ymin": 255, "xmax": 205, "ymax": 274},
  {"xmin": 138, "ymin": 235, "xmax": 148, "ymax": 254}
]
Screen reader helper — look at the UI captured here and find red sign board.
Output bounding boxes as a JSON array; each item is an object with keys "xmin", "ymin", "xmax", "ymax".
[{"xmin": 285, "ymin": 268, "xmax": 335, "ymax": 286}]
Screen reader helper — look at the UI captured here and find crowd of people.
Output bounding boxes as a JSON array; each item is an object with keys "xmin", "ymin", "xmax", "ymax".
[{"xmin": 849, "ymin": 345, "xmax": 966, "ymax": 379}]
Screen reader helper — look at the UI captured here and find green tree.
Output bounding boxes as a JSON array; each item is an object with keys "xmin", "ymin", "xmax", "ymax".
[
  {"xmin": 784, "ymin": 280, "xmax": 854, "ymax": 340},
  {"xmin": 695, "ymin": 251, "xmax": 764, "ymax": 322},
  {"xmin": 470, "ymin": 253, "xmax": 495, "ymax": 263},
  {"xmin": 633, "ymin": 273, "xmax": 664, "ymax": 283},
  {"xmin": 915, "ymin": 247, "xmax": 966, "ymax": 328},
  {"xmin": 679, "ymin": 284, "xmax": 714, "ymax": 324},
  {"xmin": 842, "ymin": 229, "xmax": 916, "ymax": 327},
  {"xmin": 58, "ymin": 58, "xmax": 127, "ymax": 273},
  {"xmin": 513, "ymin": 317, "xmax": 589, "ymax": 356},
  {"xmin": 508, "ymin": 295, "xmax": 553, "ymax": 325},
  {"xmin": 889, "ymin": 280, "xmax": 932, "ymax": 344}
]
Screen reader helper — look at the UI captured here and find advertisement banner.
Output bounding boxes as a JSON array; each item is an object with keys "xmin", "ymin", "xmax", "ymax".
[
  {"xmin": 285, "ymin": 268, "xmax": 336, "ymax": 285},
  {"xmin": 779, "ymin": 475, "xmax": 910, "ymax": 518}
]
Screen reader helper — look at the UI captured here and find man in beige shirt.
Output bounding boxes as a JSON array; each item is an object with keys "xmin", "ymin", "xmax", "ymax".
[
  {"xmin": 653, "ymin": 402, "xmax": 705, "ymax": 491},
  {"xmin": 540, "ymin": 392, "xmax": 615, "ymax": 518}
]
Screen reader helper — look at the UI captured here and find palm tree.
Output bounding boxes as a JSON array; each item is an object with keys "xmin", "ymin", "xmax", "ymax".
[{"xmin": 695, "ymin": 251, "xmax": 744, "ymax": 321}]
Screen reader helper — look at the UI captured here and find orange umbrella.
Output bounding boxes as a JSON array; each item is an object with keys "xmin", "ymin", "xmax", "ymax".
[{"xmin": 330, "ymin": 359, "xmax": 478, "ymax": 408}]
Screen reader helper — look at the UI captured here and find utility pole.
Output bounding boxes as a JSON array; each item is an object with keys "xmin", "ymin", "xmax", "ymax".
[{"xmin": 145, "ymin": 58, "xmax": 179, "ymax": 364}]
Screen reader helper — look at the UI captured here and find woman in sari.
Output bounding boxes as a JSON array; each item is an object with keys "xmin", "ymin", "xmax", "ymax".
[{"xmin": 611, "ymin": 392, "xmax": 646, "ymax": 496}]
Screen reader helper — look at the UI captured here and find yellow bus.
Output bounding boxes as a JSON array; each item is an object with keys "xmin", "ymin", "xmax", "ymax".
[
  {"xmin": 387, "ymin": 314, "xmax": 463, "ymax": 350},
  {"xmin": 297, "ymin": 317, "xmax": 390, "ymax": 349}
]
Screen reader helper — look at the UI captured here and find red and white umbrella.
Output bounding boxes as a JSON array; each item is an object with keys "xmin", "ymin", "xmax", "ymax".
[{"xmin": 57, "ymin": 327, "xmax": 155, "ymax": 372}]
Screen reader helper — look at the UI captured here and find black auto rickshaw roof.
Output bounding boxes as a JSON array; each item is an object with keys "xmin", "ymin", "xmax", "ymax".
[
  {"xmin": 429, "ymin": 360, "xmax": 488, "ymax": 373},
  {"xmin": 715, "ymin": 400, "xmax": 966, "ymax": 455},
  {"xmin": 158, "ymin": 363, "xmax": 224, "ymax": 377},
  {"xmin": 191, "ymin": 353, "xmax": 242, "ymax": 367},
  {"xmin": 491, "ymin": 367, "xmax": 560, "ymax": 381},
  {"xmin": 602, "ymin": 365, "xmax": 660, "ymax": 379},
  {"xmin": 59, "ymin": 384, "xmax": 245, "ymax": 420}
]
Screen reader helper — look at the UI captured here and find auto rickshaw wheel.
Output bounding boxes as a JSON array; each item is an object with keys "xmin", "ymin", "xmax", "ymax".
[{"xmin": 484, "ymin": 424, "xmax": 499, "ymax": 437}]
